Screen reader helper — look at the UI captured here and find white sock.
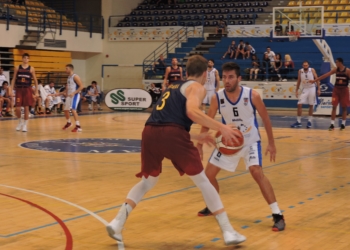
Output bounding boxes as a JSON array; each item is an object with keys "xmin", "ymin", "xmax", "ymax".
[
  {"xmin": 18, "ymin": 118, "xmax": 23, "ymax": 124},
  {"xmin": 331, "ymin": 120, "xmax": 335, "ymax": 125},
  {"xmin": 23, "ymin": 120, "xmax": 28, "ymax": 126},
  {"xmin": 76, "ymin": 121, "xmax": 80, "ymax": 126},
  {"xmin": 216, "ymin": 212, "xmax": 235, "ymax": 232},
  {"xmin": 67, "ymin": 119, "xmax": 71, "ymax": 123},
  {"xmin": 308, "ymin": 116, "xmax": 313, "ymax": 122},
  {"xmin": 127, "ymin": 176, "xmax": 158, "ymax": 204},
  {"xmin": 297, "ymin": 116, "xmax": 301, "ymax": 123},
  {"xmin": 269, "ymin": 202, "xmax": 282, "ymax": 215},
  {"xmin": 124, "ymin": 203, "xmax": 133, "ymax": 214},
  {"xmin": 342, "ymin": 120, "xmax": 346, "ymax": 126}
]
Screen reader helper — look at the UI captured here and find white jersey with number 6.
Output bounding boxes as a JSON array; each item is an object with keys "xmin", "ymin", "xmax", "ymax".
[
  {"xmin": 217, "ymin": 86, "xmax": 260, "ymax": 146},
  {"xmin": 67, "ymin": 74, "xmax": 79, "ymax": 95},
  {"xmin": 204, "ymin": 68, "xmax": 217, "ymax": 91},
  {"xmin": 300, "ymin": 68, "xmax": 315, "ymax": 89}
]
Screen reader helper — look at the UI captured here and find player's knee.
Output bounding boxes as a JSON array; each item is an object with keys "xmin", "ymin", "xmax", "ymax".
[
  {"xmin": 249, "ymin": 165, "xmax": 263, "ymax": 179},
  {"xmin": 141, "ymin": 175, "xmax": 158, "ymax": 190}
]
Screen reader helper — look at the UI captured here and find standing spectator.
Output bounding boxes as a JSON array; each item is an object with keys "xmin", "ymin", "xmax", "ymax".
[
  {"xmin": 202, "ymin": 59, "xmax": 220, "ymax": 113},
  {"xmin": 153, "ymin": 54, "xmax": 166, "ymax": 73},
  {"xmin": 0, "ymin": 67, "xmax": 7, "ymax": 87},
  {"xmin": 249, "ymin": 54, "xmax": 260, "ymax": 81},
  {"xmin": 216, "ymin": 19, "xmax": 226, "ymax": 35},
  {"xmin": 234, "ymin": 40, "xmax": 246, "ymax": 60},
  {"xmin": 275, "ymin": 21, "xmax": 283, "ymax": 36},
  {"xmin": 244, "ymin": 42, "xmax": 256, "ymax": 59},
  {"xmin": 284, "ymin": 22, "xmax": 294, "ymax": 35},
  {"xmin": 280, "ymin": 54, "xmax": 295, "ymax": 81},
  {"xmin": 265, "ymin": 46, "xmax": 276, "ymax": 68},
  {"xmin": 272, "ymin": 53, "xmax": 283, "ymax": 81},
  {"xmin": 222, "ymin": 40, "xmax": 236, "ymax": 59},
  {"xmin": 261, "ymin": 53, "xmax": 271, "ymax": 80}
]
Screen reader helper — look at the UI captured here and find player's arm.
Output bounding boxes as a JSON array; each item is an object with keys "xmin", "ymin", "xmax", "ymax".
[
  {"xmin": 186, "ymin": 83, "xmax": 241, "ymax": 143},
  {"xmin": 31, "ymin": 67, "xmax": 39, "ymax": 96},
  {"xmin": 251, "ymin": 90, "xmax": 276, "ymax": 162},
  {"xmin": 11, "ymin": 66, "xmax": 18, "ymax": 90},
  {"xmin": 215, "ymin": 70, "xmax": 220, "ymax": 92},
  {"xmin": 180, "ymin": 67, "xmax": 183, "ymax": 80},
  {"xmin": 313, "ymin": 68, "xmax": 336, "ymax": 83},
  {"xmin": 162, "ymin": 67, "xmax": 170, "ymax": 91},
  {"xmin": 295, "ymin": 70, "xmax": 301, "ymax": 98},
  {"xmin": 312, "ymin": 68, "xmax": 321, "ymax": 96},
  {"xmin": 70, "ymin": 75, "xmax": 84, "ymax": 97}
]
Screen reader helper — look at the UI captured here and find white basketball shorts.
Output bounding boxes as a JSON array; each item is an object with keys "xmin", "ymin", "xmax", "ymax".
[
  {"xmin": 298, "ymin": 86, "xmax": 316, "ymax": 105},
  {"xmin": 64, "ymin": 93, "xmax": 80, "ymax": 110},
  {"xmin": 203, "ymin": 89, "xmax": 216, "ymax": 104},
  {"xmin": 209, "ymin": 141, "xmax": 262, "ymax": 172}
]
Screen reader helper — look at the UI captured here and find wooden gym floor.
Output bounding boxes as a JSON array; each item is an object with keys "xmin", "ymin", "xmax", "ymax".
[{"xmin": 0, "ymin": 111, "xmax": 349, "ymax": 250}]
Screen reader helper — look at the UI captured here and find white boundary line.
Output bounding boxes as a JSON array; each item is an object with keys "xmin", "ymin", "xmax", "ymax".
[{"xmin": 0, "ymin": 184, "xmax": 125, "ymax": 250}]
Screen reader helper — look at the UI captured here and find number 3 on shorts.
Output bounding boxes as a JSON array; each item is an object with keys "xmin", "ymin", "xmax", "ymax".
[{"xmin": 156, "ymin": 91, "xmax": 170, "ymax": 110}]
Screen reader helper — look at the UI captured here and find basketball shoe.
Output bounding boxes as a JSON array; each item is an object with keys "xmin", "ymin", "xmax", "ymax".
[
  {"xmin": 272, "ymin": 214, "xmax": 285, "ymax": 231},
  {"xmin": 328, "ymin": 124, "xmax": 334, "ymax": 131},
  {"xmin": 306, "ymin": 121, "xmax": 312, "ymax": 128},
  {"xmin": 62, "ymin": 122, "xmax": 72, "ymax": 130},
  {"xmin": 216, "ymin": 212, "xmax": 246, "ymax": 245},
  {"xmin": 198, "ymin": 207, "xmax": 212, "ymax": 216},
  {"xmin": 106, "ymin": 203, "xmax": 128, "ymax": 242},
  {"xmin": 16, "ymin": 119, "xmax": 23, "ymax": 131},
  {"xmin": 71, "ymin": 125, "xmax": 82, "ymax": 132},
  {"xmin": 340, "ymin": 124, "xmax": 345, "ymax": 131},
  {"xmin": 290, "ymin": 121, "xmax": 302, "ymax": 128},
  {"xmin": 22, "ymin": 125, "xmax": 27, "ymax": 132}
]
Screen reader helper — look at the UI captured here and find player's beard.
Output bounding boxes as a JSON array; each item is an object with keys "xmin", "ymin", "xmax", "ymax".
[
  {"xmin": 208, "ymin": 65, "xmax": 213, "ymax": 69},
  {"xmin": 225, "ymin": 81, "xmax": 239, "ymax": 93}
]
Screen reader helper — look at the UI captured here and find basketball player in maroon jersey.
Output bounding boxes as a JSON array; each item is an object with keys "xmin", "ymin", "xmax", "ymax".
[
  {"xmin": 162, "ymin": 57, "xmax": 183, "ymax": 90},
  {"xmin": 11, "ymin": 53, "xmax": 38, "ymax": 132},
  {"xmin": 311, "ymin": 58, "xmax": 350, "ymax": 130}
]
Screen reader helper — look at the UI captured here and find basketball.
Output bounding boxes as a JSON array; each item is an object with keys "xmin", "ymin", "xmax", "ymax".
[{"xmin": 215, "ymin": 129, "xmax": 244, "ymax": 155}]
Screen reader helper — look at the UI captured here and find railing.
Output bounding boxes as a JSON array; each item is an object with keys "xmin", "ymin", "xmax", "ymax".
[
  {"xmin": 0, "ymin": 2, "xmax": 104, "ymax": 38},
  {"xmin": 142, "ymin": 26, "xmax": 193, "ymax": 78}
]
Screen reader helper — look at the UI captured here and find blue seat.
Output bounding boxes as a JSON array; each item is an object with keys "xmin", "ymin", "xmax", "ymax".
[
  {"xmin": 139, "ymin": 17, "xmax": 145, "ymax": 21},
  {"xmin": 140, "ymin": 22, "xmax": 146, "ymax": 26},
  {"xmin": 229, "ymin": 20, "xmax": 235, "ymax": 25},
  {"xmin": 146, "ymin": 11, "xmax": 151, "ymax": 15},
  {"xmin": 171, "ymin": 21, "xmax": 177, "ymax": 26},
  {"xmin": 207, "ymin": 9, "xmax": 213, "ymax": 14},
  {"xmin": 186, "ymin": 15, "xmax": 192, "ymax": 20},
  {"xmin": 132, "ymin": 17, "xmax": 137, "ymax": 21},
  {"xmin": 117, "ymin": 23, "xmax": 123, "ymax": 27},
  {"xmin": 192, "ymin": 10, "xmax": 198, "ymax": 14},
  {"xmin": 195, "ymin": 21, "xmax": 202, "ymax": 26},
  {"xmin": 163, "ymin": 22, "xmax": 169, "ymax": 26},
  {"xmin": 189, "ymin": 4, "xmax": 195, "ymax": 8},
  {"xmin": 200, "ymin": 9, "xmax": 205, "ymax": 14},
  {"xmin": 241, "ymin": 9, "xmax": 247, "ymax": 13},
  {"xmin": 198, "ymin": 4, "xmax": 203, "ymax": 8},
  {"xmin": 194, "ymin": 15, "xmax": 200, "ymax": 20},
  {"xmin": 154, "ymin": 11, "xmax": 159, "ymax": 15},
  {"xmin": 155, "ymin": 16, "xmax": 160, "ymax": 21},
  {"xmin": 243, "ymin": 14, "xmax": 249, "ymax": 19},
  {"xmin": 161, "ymin": 16, "xmax": 167, "ymax": 21},
  {"xmin": 258, "ymin": 8, "xmax": 264, "ymax": 12},
  {"xmin": 138, "ymin": 11, "xmax": 144, "ymax": 15},
  {"xmin": 124, "ymin": 17, "xmax": 130, "ymax": 21},
  {"xmin": 204, "ymin": 21, "xmax": 210, "ymax": 26},
  {"xmin": 238, "ymin": 20, "xmax": 243, "ymax": 25},
  {"xmin": 247, "ymin": 20, "xmax": 253, "ymax": 25},
  {"xmin": 124, "ymin": 23, "xmax": 130, "ymax": 27},
  {"xmin": 169, "ymin": 16, "xmax": 175, "ymax": 20},
  {"xmin": 181, "ymin": 4, "xmax": 188, "ymax": 9},
  {"xmin": 184, "ymin": 10, "xmax": 189, "ymax": 14},
  {"xmin": 147, "ymin": 22, "xmax": 153, "ymax": 26},
  {"xmin": 176, "ymin": 10, "xmax": 182, "ymax": 14},
  {"xmin": 169, "ymin": 10, "xmax": 174, "ymax": 15},
  {"xmin": 187, "ymin": 21, "xmax": 194, "ymax": 26},
  {"xmin": 132, "ymin": 23, "xmax": 138, "ymax": 27},
  {"xmin": 155, "ymin": 22, "xmax": 161, "ymax": 26},
  {"xmin": 131, "ymin": 11, "xmax": 136, "ymax": 15},
  {"xmin": 215, "ymin": 9, "xmax": 221, "ymax": 14},
  {"xmin": 146, "ymin": 16, "xmax": 152, "ymax": 21},
  {"xmin": 160, "ymin": 10, "xmax": 166, "ymax": 15}
]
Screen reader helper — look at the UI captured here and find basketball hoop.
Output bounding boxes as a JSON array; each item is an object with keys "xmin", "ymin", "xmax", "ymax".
[{"xmin": 287, "ymin": 31, "xmax": 300, "ymax": 42}]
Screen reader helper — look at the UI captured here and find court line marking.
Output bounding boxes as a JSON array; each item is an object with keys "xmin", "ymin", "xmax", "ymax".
[
  {"xmin": 0, "ymin": 192, "xmax": 73, "ymax": 250},
  {"xmin": 0, "ymin": 145, "xmax": 348, "ymax": 242}
]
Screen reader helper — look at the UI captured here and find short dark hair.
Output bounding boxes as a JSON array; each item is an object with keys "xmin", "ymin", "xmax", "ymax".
[
  {"xmin": 266, "ymin": 46, "xmax": 271, "ymax": 49},
  {"xmin": 66, "ymin": 64, "xmax": 74, "ymax": 69},
  {"xmin": 303, "ymin": 60, "xmax": 309, "ymax": 64},
  {"xmin": 208, "ymin": 59, "xmax": 215, "ymax": 64},
  {"xmin": 240, "ymin": 40, "xmax": 243, "ymax": 42},
  {"xmin": 38, "ymin": 79, "xmax": 42, "ymax": 84},
  {"xmin": 92, "ymin": 81, "xmax": 97, "ymax": 84},
  {"xmin": 186, "ymin": 55, "xmax": 208, "ymax": 78},
  {"xmin": 2, "ymin": 81, "xmax": 8, "ymax": 85},
  {"xmin": 222, "ymin": 62, "xmax": 241, "ymax": 77},
  {"xmin": 22, "ymin": 53, "xmax": 30, "ymax": 58},
  {"xmin": 245, "ymin": 42, "xmax": 250, "ymax": 45},
  {"xmin": 50, "ymin": 80, "xmax": 55, "ymax": 84},
  {"xmin": 336, "ymin": 58, "xmax": 344, "ymax": 64}
]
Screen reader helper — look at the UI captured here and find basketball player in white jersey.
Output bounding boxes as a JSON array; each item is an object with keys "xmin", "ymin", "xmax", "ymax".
[
  {"xmin": 202, "ymin": 59, "xmax": 220, "ymax": 113},
  {"xmin": 291, "ymin": 61, "xmax": 320, "ymax": 128},
  {"xmin": 62, "ymin": 64, "xmax": 83, "ymax": 132},
  {"xmin": 196, "ymin": 62, "xmax": 285, "ymax": 231}
]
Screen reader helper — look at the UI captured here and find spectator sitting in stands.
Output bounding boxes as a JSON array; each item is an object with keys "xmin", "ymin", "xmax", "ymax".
[
  {"xmin": 271, "ymin": 53, "xmax": 283, "ymax": 81},
  {"xmin": 86, "ymin": 82, "xmax": 103, "ymax": 111},
  {"xmin": 275, "ymin": 21, "xmax": 283, "ymax": 36},
  {"xmin": 234, "ymin": 40, "xmax": 246, "ymax": 60},
  {"xmin": 280, "ymin": 54, "xmax": 295, "ymax": 81},
  {"xmin": 153, "ymin": 54, "xmax": 166, "ymax": 73},
  {"xmin": 249, "ymin": 54, "xmax": 260, "ymax": 81},
  {"xmin": 0, "ymin": 67, "xmax": 7, "ymax": 87},
  {"xmin": 265, "ymin": 46, "xmax": 276, "ymax": 68},
  {"xmin": 92, "ymin": 80, "xmax": 104, "ymax": 103},
  {"xmin": 285, "ymin": 22, "xmax": 294, "ymax": 35},
  {"xmin": 261, "ymin": 53, "xmax": 271, "ymax": 80},
  {"xmin": 216, "ymin": 20, "xmax": 226, "ymax": 35},
  {"xmin": 44, "ymin": 81, "xmax": 63, "ymax": 114},
  {"xmin": 222, "ymin": 40, "xmax": 236, "ymax": 59},
  {"xmin": 77, "ymin": 88, "xmax": 88, "ymax": 113},
  {"xmin": 0, "ymin": 81, "xmax": 14, "ymax": 117},
  {"xmin": 149, "ymin": 83, "xmax": 162, "ymax": 104},
  {"xmin": 244, "ymin": 42, "xmax": 256, "ymax": 59}
]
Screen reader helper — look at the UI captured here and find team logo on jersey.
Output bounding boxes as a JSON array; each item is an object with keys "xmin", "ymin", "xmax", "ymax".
[
  {"xmin": 244, "ymin": 97, "xmax": 248, "ymax": 106},
  {"xmin": 220, "ymin": 99, "xmax": 225, "ymax": 104},
  {"xmin": 20, "ymin": 138, "xmax": 141, "ymax": 153},
  {"xmin": 237, "ymin": 124, "xmax": 252, "ymax": 133}
]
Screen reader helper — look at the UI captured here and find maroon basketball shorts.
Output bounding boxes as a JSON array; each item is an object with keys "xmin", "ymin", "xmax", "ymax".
[
  {"xmin": 136, "ymin": 124, "xmax": 204, "ymax": 178},
  {"xmin": 332, "ymin": 86, "xmax": 349, "ymax": 107},
  {"xmin": 16, "ymin": 87, "xmax": 34, "ymax": 107}
]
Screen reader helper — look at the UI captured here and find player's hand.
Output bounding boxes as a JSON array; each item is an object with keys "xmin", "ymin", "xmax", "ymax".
[
  {"xmin": 295, "ymin": 91, "xmax": 299, "ymax": 98},
  {"xmin": 317, "ymin": 89, "xmax": 321, "ymax": 96},
  {"xmin": 196, "ymin": 143, "xmax": 204, "ymax": 160},
  {"xmin": 68, "ymin": 93, "xmax": 74, "ymax": 98},
  {"xmin": 309, "ymin": 79, "xmax": 316, "ymax": 83},
  {"xmin": 196, "ymin": 132, "xmax": 215, "ymax": 147},
  {"xmin": 265, "ymin": 144, "xmax": 276, "ymax": 162},
  {"xmin": 219, "ymin": 124, "xmax": 241, "ymax": 144},
  {"xmin": 35, "ymin": 92, "xmax": 39, "ymax": 97}
]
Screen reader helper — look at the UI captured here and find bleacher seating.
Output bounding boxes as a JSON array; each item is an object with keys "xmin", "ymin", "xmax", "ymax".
[{"xmin": 116, "ymin": 0, "xmax": 271, "ymax": 27}]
